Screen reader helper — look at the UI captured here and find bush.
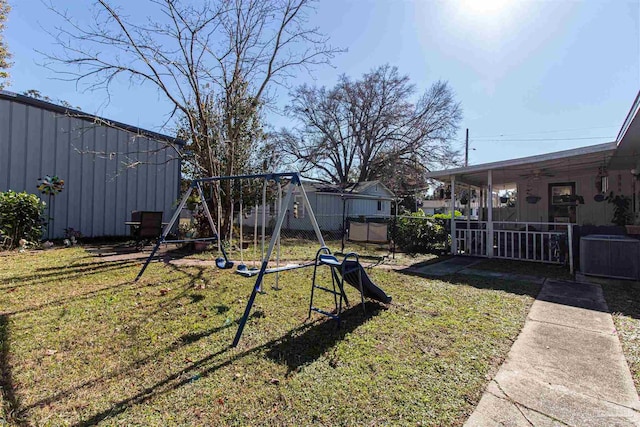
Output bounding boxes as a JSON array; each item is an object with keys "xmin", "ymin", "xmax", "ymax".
[
  {"xmin": 0, "ymin": 191, "xmax": 46, "ymax": 248},
  {"xmin": 432, "ymin": 210, "xmax": 462, "ymax": 220},
  {"xmin": 393, "ymin": 211, "xmax": 450, "ymax": 254}
]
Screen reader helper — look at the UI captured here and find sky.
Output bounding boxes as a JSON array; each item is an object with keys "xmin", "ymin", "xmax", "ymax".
[{"xmin": 4, "ymin": 0, "xmax": 640, "ymax": 167}]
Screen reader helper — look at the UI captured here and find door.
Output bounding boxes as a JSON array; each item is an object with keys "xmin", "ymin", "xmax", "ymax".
[{"xmin": 548, "ymin": 182, "xmax": 576, "ymax": 227}]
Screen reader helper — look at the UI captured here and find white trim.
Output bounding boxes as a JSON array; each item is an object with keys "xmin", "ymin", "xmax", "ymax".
[
  {"xmin": 616, "ymin": 91, "xmax": 640, "ymax": 145},
  {"xmin": 426, "ymin": 142, "xmax": 617, "ymax": 179},
  {"xmin": 315, "ymin": 192, "xmax": 396, "ymax": 201}
]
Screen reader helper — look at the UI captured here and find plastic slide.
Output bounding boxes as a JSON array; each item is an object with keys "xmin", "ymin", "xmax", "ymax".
[{"xmin": 339, "ymin": 260, "xmax": 392, "ymax": 304}]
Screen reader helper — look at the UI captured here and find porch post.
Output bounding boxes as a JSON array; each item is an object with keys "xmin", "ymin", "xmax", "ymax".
[
  {"xmin": 450, "ymin": 176, "xmax": 457, "ymax": 255},
  {"xmin": 486, "ymin": 170, "xmax": 493, "ymax": 258},
  {"xmin": 467, "ymin": 184, "xmax": 471, "ymax": 252}
]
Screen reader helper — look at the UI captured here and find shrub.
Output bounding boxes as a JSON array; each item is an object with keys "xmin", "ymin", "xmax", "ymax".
[
  {"xmin": 393, "ymin": 211, "xmax": 450, "ymax": 254},
  {"xmin": 0, "ymin": 191, "xmax": 46, "ymax": 248},
  {"xmin": 432, "ymin": 210, "xmax": 462, "ymax": 220}
]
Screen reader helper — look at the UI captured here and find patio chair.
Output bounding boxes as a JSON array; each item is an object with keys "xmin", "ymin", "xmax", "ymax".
[
  {"xmin": 130, "ymin": 211, "xmax": 164, "ymax": 249},
  {"xmin": 0, "ymin": 230, "xmax": 12, "ymax": 250}
]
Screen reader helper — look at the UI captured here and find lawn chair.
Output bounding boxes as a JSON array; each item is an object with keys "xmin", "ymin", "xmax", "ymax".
[
  {"xmin": 0, "ymin": 230, "xmax": 12, "ymax": 250},
  {"xmin": 130, "ymin": 211, "xmax": 164, "ymax": 250}
]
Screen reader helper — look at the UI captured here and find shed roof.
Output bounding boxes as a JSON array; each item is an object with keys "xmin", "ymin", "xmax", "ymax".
[
  {"xmin": 0, "ymin": 90, "xmax": 185, "ymax": 146},
  {"xmin": 302, "ymin": 180, "xmax": 396, "ymax": 199}
]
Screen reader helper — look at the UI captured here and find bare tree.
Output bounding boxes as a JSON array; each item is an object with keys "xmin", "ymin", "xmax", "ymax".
[
  {"xmin": 278, "ymin": 64, "xmax": 462, "ymax": 194},
  {"xmin": 0, "ymin": 0, "xmax": 10, "ymax": 89},
  {"xmin": 43, "ymin": 0, "xmax": 340, "ymax": 237}
]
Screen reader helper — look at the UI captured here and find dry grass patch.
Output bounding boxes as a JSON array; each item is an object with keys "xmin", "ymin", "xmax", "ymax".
[{"xmin": 1, "ymin": 247, "xmax": 538, "ymax": 426}]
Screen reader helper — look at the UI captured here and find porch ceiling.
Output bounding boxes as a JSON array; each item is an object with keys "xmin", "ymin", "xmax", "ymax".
[{"xmin": 426, "ymin": 142, "xmax": 617, "ymax": 187}]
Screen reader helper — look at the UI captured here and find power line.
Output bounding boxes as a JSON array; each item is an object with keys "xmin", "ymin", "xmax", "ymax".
[
  {"xmin": 471, "ymin": 125, "xmax": 618, "ymax": 139},
  {"xmin": 473, "ymin": 136, "xmax": 613, "ymax": 143}
]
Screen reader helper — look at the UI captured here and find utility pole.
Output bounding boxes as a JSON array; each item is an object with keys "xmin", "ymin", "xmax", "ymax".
[{"xmin": 465, "ymin": 128, "xmax": 469, "ymax": 167}]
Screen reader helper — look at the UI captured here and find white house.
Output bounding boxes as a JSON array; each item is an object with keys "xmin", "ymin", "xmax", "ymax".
[
  {"xmin": 426, "ymin": 91, "xmax": 640, "ymax": 276},
  {"xmin": 241, "ymin": 180, "xmax": 396, "ymax": 233}
]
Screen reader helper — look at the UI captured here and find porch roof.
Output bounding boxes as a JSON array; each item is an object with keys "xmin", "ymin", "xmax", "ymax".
[
  {"xmin": 610, "ymin": 91, "xmax": 640, "ymax": 170},
  {"xmin": 425, "ymin": 142, "xmax": 617, "ymax": 187}
]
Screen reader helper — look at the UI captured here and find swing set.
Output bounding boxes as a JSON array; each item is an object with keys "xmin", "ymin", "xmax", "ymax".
[
  {"xmin": 134, "ymin": 172, "xmax": 392, "ymax": 346},
  {"xmin": 134, "ymin": 172, "xmax": 327, "ymax": 344}
]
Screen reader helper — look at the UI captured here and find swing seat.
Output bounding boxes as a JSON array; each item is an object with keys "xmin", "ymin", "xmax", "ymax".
[
  {"xmin": 237, "ymin": 264, "xmax": 248, "ymax": 272},
  {"xmin": 235, "ymin": 262, "xmax": 315, "ymax": 277},
  {"xmin": 216, "ymin": 257, "xmax": 234, "ymax": 269},
  {"xmin": 318, "ymin": 254, "xmax": 341, "ymax": 267}
]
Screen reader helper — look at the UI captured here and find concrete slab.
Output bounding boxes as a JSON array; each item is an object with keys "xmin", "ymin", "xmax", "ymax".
[
  {"xmin": 414, "ymin": 257, "xmax": 483, "ymax": 276},
  {"xmin": 488, "ymin": 372, "xmax": 640, "ymax": 426},
  {"xmin": 465, "ymin": 391, "xmax": 545, "ymax": 427},
  {"xmin": 537, "ymin": 280, "xmax": 608, "ymax": 311},
  {"xmin": 466, "ymin": 279, "xmax": 640, "ymax": 426},
  {"xmin": 500, "ymin": 321, "xmax": 639, "ymax": 408},
  {"xmin": 466, "ymin": 383, "xmax": 569, "ymax": 427},
  {"xmin": 529, "ymin": 299, "xmax": 615, "ymax": 334}
]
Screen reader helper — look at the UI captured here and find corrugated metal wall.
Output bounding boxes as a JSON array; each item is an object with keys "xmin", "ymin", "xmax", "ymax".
[{"xmin": 0, "ymin": 97, "xmax": 181, "ymax": 238}]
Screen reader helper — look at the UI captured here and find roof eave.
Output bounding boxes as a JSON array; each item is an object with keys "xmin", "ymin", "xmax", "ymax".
[
  {"xmin": 0, "ymin": 90, "xmax": 186, "ymax": 146},
  {"xmin": 425, "ymin": 141, "xmax": 618, "ymax": 180},
  {"xmin": 616, "ymin": 91, "xmax": 640, "ymax": 146}
]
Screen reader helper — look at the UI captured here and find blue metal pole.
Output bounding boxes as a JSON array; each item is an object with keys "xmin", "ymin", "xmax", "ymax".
[
  {"xmin": 232, "ymin": 260, "xmax": 268, "ymax": 347},
  {"xmin": 135, "ymin": 239, "xmax": 163, "ymax": 281}
]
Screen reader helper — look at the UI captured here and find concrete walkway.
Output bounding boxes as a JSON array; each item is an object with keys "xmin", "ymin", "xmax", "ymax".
[
  {"xmin": 465, "ymin": 278, "xmax": 640, "ymax": 426},
  {"xmin": 411, "ymin": 256, "xmax": 546, "ymax": 284}
]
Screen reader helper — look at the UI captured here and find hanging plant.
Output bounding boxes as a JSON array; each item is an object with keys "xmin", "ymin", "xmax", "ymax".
[
  {"xmin": 595, "ymin": 165, "xmax": 608, "ymax": 193},
  {"xmin": 606, "ymin": 192, "xmax": 634, "ymax": 226}
]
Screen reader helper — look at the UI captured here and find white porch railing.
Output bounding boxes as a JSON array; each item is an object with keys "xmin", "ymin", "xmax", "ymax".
[
  {"xmin": 454, "ymin": 220, "xmax": 574, "ymax": 273},
  {"xmin": 454, "ymin": 221, "xmax": 488, "ymax": 257}
]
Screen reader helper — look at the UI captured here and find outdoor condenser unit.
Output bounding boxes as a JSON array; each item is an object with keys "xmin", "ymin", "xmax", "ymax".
[{"xmin": 580, "ymin": 235, "xmax": 640, "ymax": 280}]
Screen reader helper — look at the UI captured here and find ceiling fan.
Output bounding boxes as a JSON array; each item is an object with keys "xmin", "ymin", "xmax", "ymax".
[{"xmin": 519, "ymin": 169, "xmax": 555, "ymax": 181}]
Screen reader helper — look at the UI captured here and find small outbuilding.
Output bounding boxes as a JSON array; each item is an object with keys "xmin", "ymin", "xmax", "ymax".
[
  {"xmin": 0, "ymin": 91, "xmax": 183, "ymax": 239},
  {"xmin": 240, "ymin": 180, "xmax": 396, "ymax": 234}
]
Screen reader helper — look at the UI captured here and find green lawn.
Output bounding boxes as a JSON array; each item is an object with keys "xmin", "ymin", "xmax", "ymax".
[
  {"xmin": 599, "ymin": 279, "xmax": 640, "ymax": 391},
  {"xmin": 1, "ymin": 248, "xmax": 539, "ymax": 426},
  {"xmin": 471, "ymin": 258, "xmax": 573, "ymax": 281},
  {"xmin": 178, "ymin": 237, "xmax": 439, "ymax": 267}
]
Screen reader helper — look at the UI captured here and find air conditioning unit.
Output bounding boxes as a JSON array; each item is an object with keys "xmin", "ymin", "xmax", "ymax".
[{"xmin": 580, "ymin": 235, "xmax": 640, "ymax": 280}]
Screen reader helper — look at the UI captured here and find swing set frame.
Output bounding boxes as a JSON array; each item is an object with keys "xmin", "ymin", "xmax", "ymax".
[{"xmin": 134, "ymin": 172, "xmax": 327, "ymax": 347}]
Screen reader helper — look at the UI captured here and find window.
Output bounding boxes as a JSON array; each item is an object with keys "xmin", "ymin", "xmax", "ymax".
[{"xmin": 377, "ymin": 200, "xmax": 382, "ymax": 211}]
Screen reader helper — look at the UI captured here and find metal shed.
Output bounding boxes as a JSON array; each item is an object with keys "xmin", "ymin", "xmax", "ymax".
[{"xmin": 0, "ymin": 91, "xmax": 183, "ymax": 239}]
